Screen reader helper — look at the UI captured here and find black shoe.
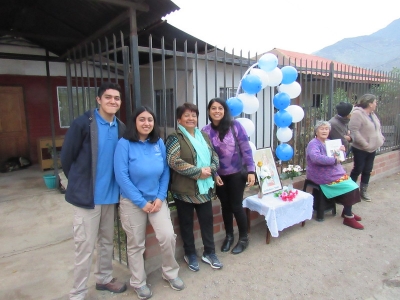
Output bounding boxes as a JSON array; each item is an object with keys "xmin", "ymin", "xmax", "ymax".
[
  {"xmin": 221, "ymin": 234, "xmax": 234, "ymax": 252},
  {"xmin": 231, "ymin": 237, "xmax": 249, "ymax": 255}
]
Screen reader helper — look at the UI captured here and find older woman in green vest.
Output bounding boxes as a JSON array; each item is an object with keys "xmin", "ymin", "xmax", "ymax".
[{"xmin": 166, "ymin": 102, "xmax": 223, "ymax": 273}]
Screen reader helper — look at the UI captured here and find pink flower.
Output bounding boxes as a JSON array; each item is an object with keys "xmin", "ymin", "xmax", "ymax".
[
  {"xmin": 279, "ymin": 189, "xmax": 298, "ymax": 201},
  {"xmin": 274, "ymin": 189, "xmax": 299, "ymax": 201}
]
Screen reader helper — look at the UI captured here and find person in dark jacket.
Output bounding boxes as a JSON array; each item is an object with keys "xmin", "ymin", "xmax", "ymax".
[
  {"xmin": 61, "ymin": 82, "xmax": 127, "ymax": 300},
  {"xmin": 328, "ymin": 102, "xmax": 353, "ymax": 153}
]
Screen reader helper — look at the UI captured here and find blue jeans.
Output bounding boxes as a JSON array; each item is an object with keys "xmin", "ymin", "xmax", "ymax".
[{"xmin": 350, "ymin": 147, "xmax": 376, "ymax": 184}]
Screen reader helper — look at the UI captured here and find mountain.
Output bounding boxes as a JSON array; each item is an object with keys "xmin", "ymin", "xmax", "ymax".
[{"xmin": 313, "ymin": 18, "xmax": 400, "ymax": 72}]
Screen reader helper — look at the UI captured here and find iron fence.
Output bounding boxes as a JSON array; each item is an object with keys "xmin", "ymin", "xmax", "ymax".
[
  {"xmin": 272, "ymin": 59, "xmax": 400, "ymax": 169},
  {"xmin": 65, "ymin": 31, "xmax": 400, "ymax": 265}
]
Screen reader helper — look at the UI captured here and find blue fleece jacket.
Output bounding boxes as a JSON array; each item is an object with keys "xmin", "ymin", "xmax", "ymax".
[{"xmin": 114, "ymin": 137, "xmax": 170, "ymax": 208}]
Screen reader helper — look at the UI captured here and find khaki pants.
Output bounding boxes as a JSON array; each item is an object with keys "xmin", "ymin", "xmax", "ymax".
[
  {"xmin": 119, "ymin": 197, "xmax": 179, "ymax": 288},
  {"xmin": 69, "ymin": 204, "xmax": 115, "ymax": 300}
]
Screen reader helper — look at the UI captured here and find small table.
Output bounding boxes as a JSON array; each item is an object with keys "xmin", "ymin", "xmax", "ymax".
[{"xmin": 243, "ymin": 189, "xmax": 313, "ymax": 244}]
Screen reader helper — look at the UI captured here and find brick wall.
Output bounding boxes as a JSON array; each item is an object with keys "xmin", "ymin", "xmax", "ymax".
[
  {"xmin": 141, "ymin": 150, "xmax": 400, "ymax": 274},
  {"xmin": 142, "ymin": 200, "xmax": 236, "ymax": 270}
]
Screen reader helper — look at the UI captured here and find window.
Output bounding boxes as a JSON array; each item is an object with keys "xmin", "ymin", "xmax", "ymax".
[
  {"xmin": 154, "ymin": 88, "xmax": 175, "ymax": 127},
  {"xmin": 57, "ymin": 86, "xmax": 97, "ymax": 128},
  {"xmin": 312, "ymin": 94, "xmax": 322, "ymax": 108},
  {"xmin": 219, "ymin": 87, "xmax": 237, "ymax": 99}
]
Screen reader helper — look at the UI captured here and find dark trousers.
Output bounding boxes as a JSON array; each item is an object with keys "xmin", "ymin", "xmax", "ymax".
[
  {"xmin": 343, "ymin": 205, "xmax": 353, "ymax": 216},
  {"xmin": 350, "ymin": 147, "xmax": 376, "ymax": 184},
  {"xmin": 174, "ymin": 198, "xmax": 215, "ymax": 256},
  {"xmin": 216, "ymin": 172, "xmax": 248, "ymax": 238}
]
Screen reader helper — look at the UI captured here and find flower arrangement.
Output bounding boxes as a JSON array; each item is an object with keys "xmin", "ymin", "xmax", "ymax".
[
  {"xmin": 274, "ymin": 189, "xmax": 299, "ymax": 201},
  {"xmin": 280, "ymin": 164, "xmax": 303, "ymax": 180},
  {"xmin": 256, "ymin": 161, "xmax": 271, "ymax": 198},
  {"xmin": 257, "ymin": 161, "xmax": 272, "ymax": 185}
]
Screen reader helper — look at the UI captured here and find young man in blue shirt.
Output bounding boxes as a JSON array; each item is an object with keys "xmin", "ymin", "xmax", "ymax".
[{"xmin": 61, "ymin": 82, "xmax": 126, "ymax": 300}]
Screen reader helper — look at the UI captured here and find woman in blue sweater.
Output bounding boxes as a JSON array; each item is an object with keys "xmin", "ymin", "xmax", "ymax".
[{"xmin": 114, "ymin": 106, "xmax": 184, "ymax": 299}]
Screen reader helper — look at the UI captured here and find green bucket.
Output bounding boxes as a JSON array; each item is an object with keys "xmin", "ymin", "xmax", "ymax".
[{"xmin": 43, "ymin": 174, "xmax": 57, "ymax": 189}]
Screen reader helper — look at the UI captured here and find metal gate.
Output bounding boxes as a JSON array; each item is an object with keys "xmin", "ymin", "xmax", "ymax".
[{"xmin": 65, "ymin": 31, "xmax": 400, "ymax": 265}]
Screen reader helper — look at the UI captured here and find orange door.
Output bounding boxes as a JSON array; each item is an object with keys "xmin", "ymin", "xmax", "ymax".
[{"xmin": 0, "ymin": 86, "xmax": 29, "ymax": 162}]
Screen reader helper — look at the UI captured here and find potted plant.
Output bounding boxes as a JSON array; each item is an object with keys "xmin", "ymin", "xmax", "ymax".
[
  {"xmin": 46, "ymin": 143, "xmax": 61, "ymax": 159},
  {"xmin": 43, "ymin": 143, "xmax": 61, "ymax": 189}
]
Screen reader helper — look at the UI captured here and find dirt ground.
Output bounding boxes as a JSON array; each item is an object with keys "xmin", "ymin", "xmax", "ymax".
[{"xmin": 1, "ymin": 166, "xmax": 400, "ymax": 300}]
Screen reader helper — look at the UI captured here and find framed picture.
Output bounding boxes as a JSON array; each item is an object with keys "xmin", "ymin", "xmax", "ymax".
[{"xmin": 254, "ymin": 147, "xmax": 283, "ymax": 194}]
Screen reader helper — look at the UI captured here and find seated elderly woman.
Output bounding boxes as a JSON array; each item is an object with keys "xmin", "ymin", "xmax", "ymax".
[{"xmin": 306, "ymin": 121, "xmax": 363, "ymax": 230}]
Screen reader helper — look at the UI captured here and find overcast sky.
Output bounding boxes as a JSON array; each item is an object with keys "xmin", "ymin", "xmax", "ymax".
[{"xmin": 165, "ymin": 0, "xmax": 400, "ymax": 55}]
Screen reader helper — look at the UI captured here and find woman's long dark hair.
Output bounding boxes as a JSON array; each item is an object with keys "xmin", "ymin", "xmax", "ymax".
[
  {"xmin": 123, "ymin": 106, "xmax": 160, "ymax": 143},
  {"xmin": 207, "ymin": 98, "xmax": 233, "ymax": 141}
]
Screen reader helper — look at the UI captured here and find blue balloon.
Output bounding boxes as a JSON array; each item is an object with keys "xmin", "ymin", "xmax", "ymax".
[
  {"xmin": 275, "ymin": 143, "xmax": 294, "ymax": 161},
  {"xmin": 274, "ymin": 110, "xmax": 293, "ymax": 128},
  {"xmin": 226, "ymin": 97, "xmax": 243, "ymax": 117},
  {"xmin": 258, "ymin": 53, "xmax": 278, "ymax": 72},
  {"xmin": 273, "ymin": 92, "xmax": 291, "ymax": 110},
  {"xmin": 241, "ymin": 74, "xmax": 262, "ymax": 94},
  {"xmin": 281, "ymin": 66, "xmax": 298, "ymax": 84}
]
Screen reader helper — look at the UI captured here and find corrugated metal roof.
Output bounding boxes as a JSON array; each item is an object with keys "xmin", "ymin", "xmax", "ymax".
[{"xmin": 0, "ymin": 0, "xmax": 179, "ymax": 58}]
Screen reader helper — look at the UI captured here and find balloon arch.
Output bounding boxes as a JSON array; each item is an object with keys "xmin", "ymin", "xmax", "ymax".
[{"xmin": 226, "ymin": 53, "xmax": 304, "ymax": 162}]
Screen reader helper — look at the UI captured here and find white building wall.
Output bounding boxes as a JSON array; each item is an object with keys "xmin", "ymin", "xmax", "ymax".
[
  {"xmin": 0, "ymin": 45, "xmax": 66, "ymax": 76},
  {"xmin": 0, "ymin": 45, "xmax": 121, "ymax": 78},
  {"xmin": 141, "ymin": 55, "xmax": 274, "ymax": 149}
]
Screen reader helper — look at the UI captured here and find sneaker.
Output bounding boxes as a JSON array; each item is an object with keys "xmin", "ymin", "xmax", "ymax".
[
  {"xmin": 162, "ymin": 273, "xmax": 185, "ymax": 291},
  {"xmin": 184, "ymin": 254, "xmax": 200, "ymax": 272},
  {"xmin": 95, "ymin": 278, "xmax": 127, "ymax": 293},
  {"xmin": 134, "ymin": 285, "xmax": 152, "ymax": 300},
  {"xmin": 201, "ymin": 253, "xmax": 223, "ymax": 269}
]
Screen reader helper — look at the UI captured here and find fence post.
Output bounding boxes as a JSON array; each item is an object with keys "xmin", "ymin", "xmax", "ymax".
[
  {"xmin": 395, "ymin": 114, "xmax": 400, "ymax": 146},
  {"xmin": 328, "ymin": 62, "xmax": 334, "ymax": 119},
  {"xmin": 129, "ymin": 7, "xmax": 141, "ymax": 109}
]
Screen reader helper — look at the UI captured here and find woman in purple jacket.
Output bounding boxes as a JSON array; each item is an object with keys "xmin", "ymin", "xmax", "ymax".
[
  {"xmin": 202, "ymin": 98, "xmax": 255, "ymax": 254},
  {"xmin": 306, "ymin": 121, "xmax": 363, "ymax": 230}
]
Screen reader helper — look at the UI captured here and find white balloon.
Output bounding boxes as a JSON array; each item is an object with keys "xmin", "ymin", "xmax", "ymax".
[
  {"xmin": 285, "ymin": 105, "xmax": 305, "ymax": 123},
  {"xmin": 248, "ymin": 141, "xmax": 257, "ymax": 158},
  {"xmin": 258, "ymin": 53, "xmax": 278, "ymax": 72},
  {"xmin": 249, "ymin": 68, "xmax": 269, "ymax": 89},
  {"xmin": 276, "ymin": 127, "xmax": 293, "ymax": 142},
  {"xmin": 236, "ymin": 118, "xmax": 255, "ymax": 136},
  {"xmin": 278, "ymin": 82, "xmax": 302, "ymax": 99},
  {"xmin": 237, "ymin": 93, "xmax": 259, "ymax": 114},
  {"xmin": 266, "ymin": 67, "xmax": 283, "ymax": 87}
]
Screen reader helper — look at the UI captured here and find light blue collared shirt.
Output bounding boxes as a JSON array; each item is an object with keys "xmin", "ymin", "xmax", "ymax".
[{"xmin": 94, "ymin": 109, "xmax": 119, "ymax": 205}]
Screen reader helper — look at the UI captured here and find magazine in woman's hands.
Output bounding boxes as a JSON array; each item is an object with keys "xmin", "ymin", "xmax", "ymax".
[{"xmin": 325, "ymin": 139, "xmax": 345, "ymax": 161}]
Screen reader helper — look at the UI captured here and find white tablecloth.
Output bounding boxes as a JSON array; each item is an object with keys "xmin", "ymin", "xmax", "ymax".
[{"xmin": 243, "ymin": 189, "xmax": 313, "ymax": 237}]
